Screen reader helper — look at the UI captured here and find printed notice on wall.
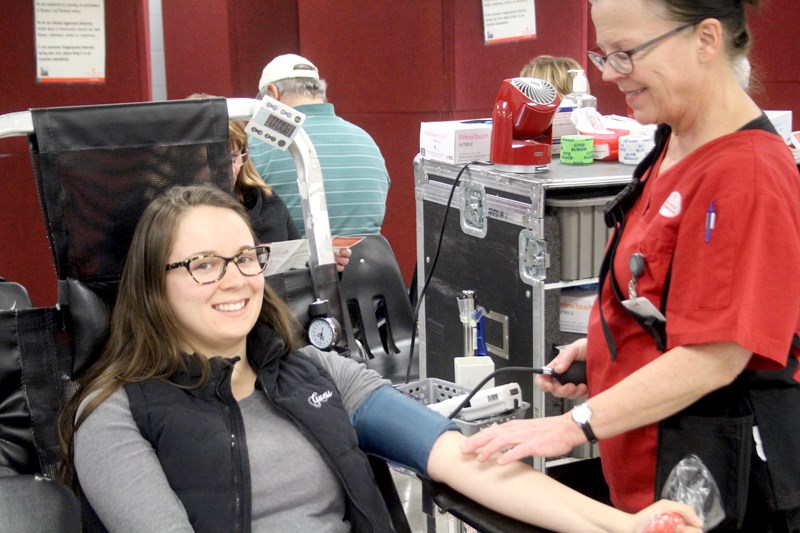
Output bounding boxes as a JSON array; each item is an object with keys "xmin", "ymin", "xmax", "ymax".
[
  {"xmin": 34, "ymin": 1, "xmax": 105, "ymax": 83},
  {"xmin": 482, "ymin": 0, "xmax": 537, "ymax": 45}
]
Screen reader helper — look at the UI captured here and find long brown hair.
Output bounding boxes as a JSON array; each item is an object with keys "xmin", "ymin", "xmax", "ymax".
[{"xmin": 58, "ymin": 184, "xmax": 300, "ymax": 487}]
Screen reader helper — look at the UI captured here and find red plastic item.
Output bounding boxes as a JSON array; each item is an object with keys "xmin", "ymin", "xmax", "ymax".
[
  {"xmin": 645, "ymin": 511, "xmax": 687, "ymax": 533},
  {"xmin": 579, "ymin": 128, "xmax": 629, "ymax": 161},
  {"xmin": 490, "ymin": 78, "xmax": 560, "ymax": 170}
]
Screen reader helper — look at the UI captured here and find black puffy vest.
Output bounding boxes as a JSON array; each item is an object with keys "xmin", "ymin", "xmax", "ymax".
[{"xmin": 123, "ymin": 323, "xmax": 393, "ymax": 532}]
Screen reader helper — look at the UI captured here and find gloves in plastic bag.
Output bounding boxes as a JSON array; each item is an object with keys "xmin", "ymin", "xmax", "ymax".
[{"xmin": 646, "ymin": 454, "xmax": 726, "ymax": 532}]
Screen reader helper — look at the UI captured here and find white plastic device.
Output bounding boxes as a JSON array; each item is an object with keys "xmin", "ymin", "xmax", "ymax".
[
  {"xmin": 427, "ymin": 382, "xmax": 523, "ymax": 422},
  {"xmin": 246, "ymin": 96, "xmax": 306, "ymax": 150}
]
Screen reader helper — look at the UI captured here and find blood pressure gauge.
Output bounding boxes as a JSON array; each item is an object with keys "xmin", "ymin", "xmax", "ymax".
[
  {"xmin": 308, "ymin": 316, "xmax": 341, "ymax": 351},
  {"xmin": 246, "ymin": 96, "xmax": 306, "ymax": 151},
  {"xmin": 306, "ymin": 298, "xmax": 341, "ymax": 351}
]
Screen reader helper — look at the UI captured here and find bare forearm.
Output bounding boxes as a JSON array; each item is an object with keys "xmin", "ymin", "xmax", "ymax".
[
  {"xmin": 427, "ymin": 432, "xmax": 632, "ymax": 532},
  {"xmin": 588, "ymin": 342, "xmax": 751, "ymax": 440}
]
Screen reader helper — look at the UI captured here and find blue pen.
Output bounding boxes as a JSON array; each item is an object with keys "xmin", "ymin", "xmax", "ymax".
[{"xmin": 704, "ymin": 200, "xmax": 716, "ymax": 243}]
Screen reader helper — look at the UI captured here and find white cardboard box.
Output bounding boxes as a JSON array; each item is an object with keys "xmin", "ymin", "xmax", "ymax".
[
  {"xmin": 765, "ymin": 110, "xmax": 793, "ymax": 146},
  {"xmin": 420, "ymin": 119, "xmax": 492, "ymax": 164},
  {"xmin": 559, "ymin": 288, "xmax": 597, "ymax": 334}
]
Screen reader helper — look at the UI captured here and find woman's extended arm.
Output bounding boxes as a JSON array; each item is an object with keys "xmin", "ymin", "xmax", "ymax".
[
  {"xmin": 351, "ymin": 384, "xmax": 701, "ymax": 532},
  {"xmin": 428, "ymin": 431, "xmax": 702, "ymax": 533},
  {"xmin": 74, "ymin": 387, "xmax": 193, "ymax": 532}
]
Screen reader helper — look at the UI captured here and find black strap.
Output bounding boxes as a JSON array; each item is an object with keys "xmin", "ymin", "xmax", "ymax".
[
  {"xmin": 597, "ymin": 125, "xmax": 670, "ymax": 359},
  {"xmin": 597, "ymin": 222, "xmax": 625, "ymax": 361}
]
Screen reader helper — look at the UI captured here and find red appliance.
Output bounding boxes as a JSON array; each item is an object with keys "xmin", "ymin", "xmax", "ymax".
[{"xmin": 490, "ymin": 78, "xmax": 561, "ymax": 172}]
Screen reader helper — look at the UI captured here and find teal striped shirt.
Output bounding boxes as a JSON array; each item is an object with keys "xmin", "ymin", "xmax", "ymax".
[{"xmin": 249, "ymin": 103, "xmax": 390, "ymax": 236}]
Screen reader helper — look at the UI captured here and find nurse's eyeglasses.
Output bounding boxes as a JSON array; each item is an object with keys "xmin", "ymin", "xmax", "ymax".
[
  {"xmin": 588, "ymin": 22, "xmax": 696, "ymax": 75},
  {"xmin": 166, "ymin": 245, "xmax": 270, "ymax": 285}
]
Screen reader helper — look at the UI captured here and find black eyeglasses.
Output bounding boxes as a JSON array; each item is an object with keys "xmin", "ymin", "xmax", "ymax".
[
  {"xmin": 166, "ymin": 245, "xmax": 270, "ymax": 285},
  {"xmin": 588, "ymin": 22, "xmax": 696, "ymax": 75}
]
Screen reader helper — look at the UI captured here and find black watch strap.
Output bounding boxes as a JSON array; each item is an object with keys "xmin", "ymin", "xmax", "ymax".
[
  {"xmin": 578, "ymin": 420, "xmax": 597, "ymax": 443},
  {"xmin": 572, "ymin": 404, "xmax": 598, "ymax": 443}
]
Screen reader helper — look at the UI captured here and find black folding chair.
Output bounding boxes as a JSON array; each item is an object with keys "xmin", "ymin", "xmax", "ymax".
[{"xmin": 339, "ymin": 234, "xmax": 419, "ymax": 383}]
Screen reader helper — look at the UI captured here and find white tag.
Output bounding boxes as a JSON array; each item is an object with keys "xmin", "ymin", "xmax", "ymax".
[
  {"xmin": 621, "ymin": 296, "xmax": 666, "ymax": 322},
  {"xmin": 245, "ymin": 96, "xmax": 306, "ymax": 151},
  {"xmin": 753, "ymin": 426, "xmax": 767, "ymax": 462},
  {"xmin": 659, "ymin": 191, "xmax": 682, "ymax": 218}
]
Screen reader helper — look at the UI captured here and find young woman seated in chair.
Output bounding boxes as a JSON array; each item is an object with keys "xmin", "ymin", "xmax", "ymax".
[{"xmin": 58, "ymin": 185, "xmax": 701, "ymax": 532}]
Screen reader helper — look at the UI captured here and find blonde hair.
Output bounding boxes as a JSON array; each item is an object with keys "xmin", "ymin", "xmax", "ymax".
[
  {"xmin": 520, "ymin": 55, "xmax": 588, "ymax": 97},
  {"xmin": 228, "ymin": 119, "xmax": 273, "ymax": 202}
]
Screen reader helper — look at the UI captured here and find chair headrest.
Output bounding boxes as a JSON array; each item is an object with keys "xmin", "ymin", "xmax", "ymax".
[{"xmin": 29, "ymin": 99, "xmax": 233, "ymax": 284}]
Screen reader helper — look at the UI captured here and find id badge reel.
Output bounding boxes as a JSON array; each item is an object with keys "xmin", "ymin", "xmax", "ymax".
[{"xmin": 621, "ymin": 253, "xmax": 666, "ymax": 322}]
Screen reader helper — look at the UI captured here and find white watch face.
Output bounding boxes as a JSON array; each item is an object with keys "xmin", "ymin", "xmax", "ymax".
[
  {"xmin": 573, "ymin": 403, "xmax": 592, "ymax": 424},
  {"xmin": 308, "ymin": 318, "xmax": 337, "ymax": 349}
]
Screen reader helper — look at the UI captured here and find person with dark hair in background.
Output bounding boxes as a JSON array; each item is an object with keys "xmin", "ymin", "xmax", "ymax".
[
  {"xmin": 250, "ymin": 54, "xmax": 390, "ymax": 237},
  {"xmin": 58, "ymin": 185, "xmax": 701, "ymax": 533},
  {"xmin": 463, "ymin": 1, "xmax": 800, "ymax": 530}
]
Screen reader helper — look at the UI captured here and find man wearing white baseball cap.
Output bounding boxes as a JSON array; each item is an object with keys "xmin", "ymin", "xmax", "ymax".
[{"xmin": 250, "ymin": 53, "xmax": 390, "ymax": 237}]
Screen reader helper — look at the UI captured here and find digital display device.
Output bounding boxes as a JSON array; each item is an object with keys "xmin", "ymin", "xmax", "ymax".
[
  {"xmin": 266, "ymin": 113, "xmax": 297, "ymax": 137},
  {"xmin": 246, "ymin": 96, "xmax": 306, "ymax": 151}
]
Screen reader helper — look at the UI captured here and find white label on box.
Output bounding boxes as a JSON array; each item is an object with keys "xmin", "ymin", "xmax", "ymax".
[
  {"xmin": 420, "ymin": 120, "xmax": 492, "ymax": 164},
  {"xmin": 559, "ymin": 290, "xmax": 596, "ymax": 334}
]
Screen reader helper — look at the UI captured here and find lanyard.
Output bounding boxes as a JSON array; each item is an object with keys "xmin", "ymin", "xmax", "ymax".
[{"xmin": 596, "ymin": 125, "xmax": 672, "ymax": 361}]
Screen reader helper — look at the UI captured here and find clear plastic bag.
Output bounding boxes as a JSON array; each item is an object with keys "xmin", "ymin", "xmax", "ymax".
[{"xmin": 660, "ymin": 454, "xmax": 726, "ymax": 531}]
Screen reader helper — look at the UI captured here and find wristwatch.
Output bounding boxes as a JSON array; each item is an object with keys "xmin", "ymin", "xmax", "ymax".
[{"xmin": 571, "ymin": 403, "xmax": 598, "ymax": 443}]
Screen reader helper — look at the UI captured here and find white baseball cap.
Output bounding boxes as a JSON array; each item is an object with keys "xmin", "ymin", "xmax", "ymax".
[{"xmin": 258, "ymin": 54, "xmax": 319, "ymax": 92}]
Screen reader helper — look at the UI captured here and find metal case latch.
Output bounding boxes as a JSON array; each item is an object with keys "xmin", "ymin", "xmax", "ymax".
[
  {"xmin": 460, "ymin": 181, "xmax": 487, "ymax": 238},
  {"xmin": 519, "ymin": 229, "xmax": 549, "ymax": 284}
]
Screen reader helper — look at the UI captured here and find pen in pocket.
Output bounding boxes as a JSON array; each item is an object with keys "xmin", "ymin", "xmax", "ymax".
[{"xmin": 704, "ymin": 200, "xmax": 716, "ymax": 243}]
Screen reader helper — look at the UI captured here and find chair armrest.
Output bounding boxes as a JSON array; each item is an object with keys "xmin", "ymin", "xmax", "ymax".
[
  {"xmin": 0, "ymin": 474, "xmax": 81, "ymax": 532},
  {"xmin": 422, "ymin": 458, "xmax": 609, "ymax": 533},
  {"xmin": 424, "ymin": 480, "xmax": 553, "ymax": 533}
]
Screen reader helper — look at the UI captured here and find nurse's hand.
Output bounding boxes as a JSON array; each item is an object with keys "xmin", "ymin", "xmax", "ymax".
[
  {"xmin": 535, "ymin": 338, "xmax": 589, "ymax": 400},
  {"xmin": 459, "ymin": 412, "xmax": 585, "ymax": 464}
]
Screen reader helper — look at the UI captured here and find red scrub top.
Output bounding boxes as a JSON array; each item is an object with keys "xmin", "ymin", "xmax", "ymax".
[{"xmin": 586, "ymin": 128, "xmax": 800, "ymax": 512}]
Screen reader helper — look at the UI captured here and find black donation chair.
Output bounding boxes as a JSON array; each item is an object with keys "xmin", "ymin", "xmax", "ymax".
[
  {"xmin": 0, "ymin": 98, "xmax": 233, "ymax": 532},
  {"xmin": 339, "ymin": 234, "xmax": 419, "ymax": 383}
]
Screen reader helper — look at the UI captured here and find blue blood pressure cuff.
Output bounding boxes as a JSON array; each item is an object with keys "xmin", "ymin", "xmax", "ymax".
[{"xmin": 351, "ymin": 385, "xmax": 459, "ymax": 476}]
